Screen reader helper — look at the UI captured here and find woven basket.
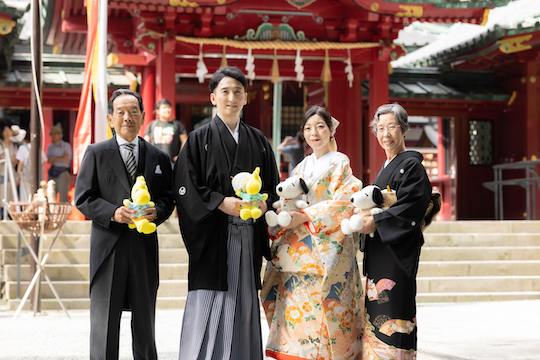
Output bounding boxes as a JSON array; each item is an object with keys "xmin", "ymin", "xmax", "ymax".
[{"xmin": 8, "ymin": 202, "xmax": 72, "ymax": 234}]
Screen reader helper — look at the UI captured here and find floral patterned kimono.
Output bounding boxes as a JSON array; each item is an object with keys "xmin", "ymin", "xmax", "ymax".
[{"xmin": 261, "ymin": 151, "xmax": 364, "ymax": 360}]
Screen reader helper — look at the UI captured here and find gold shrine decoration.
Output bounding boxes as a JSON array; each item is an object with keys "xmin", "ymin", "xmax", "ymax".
[
  {"xmin": 498, "ymin": 35, "xmax": 533, "ymax": 54},
  {"xmin": 0, "ymin": 18, "xmax": 16, "ymax": 35},
  {"xmin": 173, "ymin": 34, "xmax": 380, "ymax": 51}
]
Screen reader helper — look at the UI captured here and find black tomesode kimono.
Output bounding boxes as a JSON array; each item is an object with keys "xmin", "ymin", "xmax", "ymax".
[
  {"xmin": 173, "ymin": 115, "xmax": 279, "ymax": 291},
  {"xmin": 362, "ymin": 150, "xmax": 431, "ymax": 359}
]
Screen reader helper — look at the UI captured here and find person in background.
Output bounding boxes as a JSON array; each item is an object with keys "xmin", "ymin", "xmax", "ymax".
[
  {"xmin": 15, "ymin": 126, "xmax": 47, "ymax": 202},
  {"xmin": 357, "ymin": 103, "xmax": 432, "ymax": 359},
  {"xmin": 46, "ymin": 124, "xmax": 72, "ymax": 203},
  {"xmin": 0, "ymin": 123, "xmax": 21, "ymax": 208},
  {"xmin": 277, "ymin": 131, "xmax": 305, "ymax": 176},
  {"xmin": 144, "ymin": 99, "xmax": 188, "ymax": 167},
  {"xmin": 75, "ymin": 89, "xmax": 174, "ymax": 360},
  {"xmin": 173, "ymin": 66, "xmax": 280, "ymax": 360},
  {"xmin": 261, "ymin": 106, "xmax": 364, "ymax": 360}
]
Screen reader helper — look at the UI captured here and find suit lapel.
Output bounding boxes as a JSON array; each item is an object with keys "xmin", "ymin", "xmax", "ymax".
[{"xmin": 105, "ymin": 136, "xmax": 132, "ymax": 193}]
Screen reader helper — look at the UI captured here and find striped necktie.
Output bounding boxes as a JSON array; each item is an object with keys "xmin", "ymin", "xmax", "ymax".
[{"xmin": 122, "ymin": 143, "xmax": 137, "ymax": 180}]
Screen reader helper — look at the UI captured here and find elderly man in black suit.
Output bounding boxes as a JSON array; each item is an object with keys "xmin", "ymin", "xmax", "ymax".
[{"xmin": 75, "ymin": 89, "xmax": 174, "ymax": 360}]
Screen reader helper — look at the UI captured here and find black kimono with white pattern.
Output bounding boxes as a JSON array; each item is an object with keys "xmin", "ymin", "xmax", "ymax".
[{"xmin": 362, "ymin": 150, "xmax": 431, "ymax": 359}]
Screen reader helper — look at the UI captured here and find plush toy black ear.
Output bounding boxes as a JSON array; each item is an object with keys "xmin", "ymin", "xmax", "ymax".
[
  {"xmin": 372, "ymin": 186, "xmax": 383, "ymax": 206},
  {"xmin": 299, "ymin": 178, "xmax": 309, "ymax": 194}
]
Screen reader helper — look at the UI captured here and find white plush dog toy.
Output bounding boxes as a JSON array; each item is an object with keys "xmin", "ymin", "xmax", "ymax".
[
  {"xmin": 341, "ymin": 185, "xmax": 390, "ymax": 237},
  {"xmin": 265, "ymin": 176, "xmax": 309, "ymax": 227}
]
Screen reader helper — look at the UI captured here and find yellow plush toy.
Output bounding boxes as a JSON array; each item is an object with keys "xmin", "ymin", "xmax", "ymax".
[
  {"xmin": 123, "ymin": 175, "xmax": 157, "ymax": 234},
  {"xmin": 231, "ymin": 167, "xmax": 268, "ymax": 221}
]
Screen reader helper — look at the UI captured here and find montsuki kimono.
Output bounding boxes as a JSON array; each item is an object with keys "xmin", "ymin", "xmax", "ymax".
[
  {"xmin": 261, "ymin": 151, "xmax": 364, "ymax": 360},
  {"xmin": 362, "ymin": 150, "xmax": 431, "ymax": 360}
]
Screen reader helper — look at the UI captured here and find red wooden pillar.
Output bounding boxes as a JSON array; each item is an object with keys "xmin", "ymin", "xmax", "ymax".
[
  {"xmin": 140, "ymin": 65, "xmax": 156, "ymax": 136},
  {"xmin": 367, "ymin": 49, "xmax": 389, "ymax": 183},
  {"xmin": 156, "ymin": 38, "xmax": 176, "ymax": 119},
  {"xmin": 525, "ymin": 61, "xmax": 539, "ymax": 158},
  {"xmin": 327, "ymin": 71, "xmax": 363, "ymax": 177}
]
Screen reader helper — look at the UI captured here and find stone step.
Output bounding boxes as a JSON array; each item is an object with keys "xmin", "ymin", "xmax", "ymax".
[
  {"xmin": 2, "ymin": 248, "xmax": 189, "ymax": 265},
  {"xmin": 416, "ymin": 291, "xmax": 540, "ymax": 303},
  {"xmin": 4, "ymin": 279, "xmax": 189, "ymax": 299},
  {"xmin": 423, "ymin": 233, "xmax": 540, "ymax": 247},
  {"xmin": 6, "ymin": 260, "xmax": 538, "ymax": 284},
  {"xmin": 7, "ymin": 296, "xmax": 187, "ymax": 311},
  {"xmin": 426, "ymin": 221, "xmax": 540, "ymax": 234},
  {"xmin": 0, "ymin": 233, "xmax": 185, "ymax": 250},
  {"xmin": 416, "ymin": 275, "xmax": 540, "ymax": 293},
  {"xmin": 419, "ymin": 246, "xmax": 540, "ymax": 261},
  {"xmin": 8, "ymin": 276, "xmax": 539, "ymax": 301},
  {"xmin": 417, "ymin": 260, "xmax": 540, "ymax": 277},
  {"xmin": 0, "ymin": 220, "xmax": 182, "ymax": 235},
  {"xmin": 3, "ymin": 263, "xmax": 189, "ymax": 282}
]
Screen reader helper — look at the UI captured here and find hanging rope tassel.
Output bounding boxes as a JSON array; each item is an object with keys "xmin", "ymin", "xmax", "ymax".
[
  {"xmin": 271, "ymin": 48, "xmax": 280, "ymax": 83},
  {"xmin": 221, "ymin": 45, "xmax": 228, "ymax": 68},
  {"xmin": 196, "ymin": 43, "xmax": 208, "ymax": 83},
  {"xmin": 246, "ymin": 47, "xmax": 255, "ymax": 85},
  {"xmin": 345, "ymin": 48, "xmax": 354, "ymax": 88},
  {"xmin": 295, "ymin": 48, "xmax": 304, "ymax": 87},
  {"xmin": 321, "ymin": 49, "xmax": 332, "ymax": 83}
]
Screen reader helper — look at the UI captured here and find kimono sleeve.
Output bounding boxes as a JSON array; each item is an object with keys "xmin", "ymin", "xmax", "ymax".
[
  {"xmin": 374, "ymin": 159, "xmax": 431, "ymax": 245},
  {"xmin": 173, "ymin": 134, "xmax": 225, "ymax": 224},
  {"xmin": 303, "ymin": 160, "xmax": 362, "ymax": 235}
]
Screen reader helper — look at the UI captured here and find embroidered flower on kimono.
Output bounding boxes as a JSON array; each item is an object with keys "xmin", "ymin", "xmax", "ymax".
[
  {"xmin": 317, "ymin": 215, "xmax": 334, "ymax": 228},
  {"xmin": 288, "ymin": 246, "xmax": 298, "ymax": 257},
  {"xmin": 299, "ymin": 253, "xmax": 315, "ymax": 265},
  {"xmin": 302, "ymin": 302, "xmax": 313, "ymax": 313},
  {"xmin": 333, "ymin": 305, "xmax": 347, "ymax": 318},
  {"xmin": 297, "ymin": 244, "xmax": 310, "ymax": 255},
  {"xmin": 340, "ymin": 287, "xmax": 354, "ymax": 306},
  {"xmin": 301, "ymin": 263, "xmax": 324, "ymax": 275},
  {"xmin": 292, "ymin": 287, "xmax": 310, "ymax": 303},
  {"xmin": 340, "ymin": 309, "xmax": 354, "ymax": 329},
  {"xmin": 285, "ymin": 306, "xmax": 303, "ymax": 325},
  {"xmin": 310, "ymin": 291, "xmax": 322, "ymax": 306},
  {"xmin": 279, "ymin": 342, "xmax": 290, "ymax": 353}
]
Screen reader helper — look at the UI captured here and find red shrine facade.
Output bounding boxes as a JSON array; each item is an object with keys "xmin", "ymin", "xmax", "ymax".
[{"xmin": 1, "ymin": 0, "xmax": 522, "ymax": 220}]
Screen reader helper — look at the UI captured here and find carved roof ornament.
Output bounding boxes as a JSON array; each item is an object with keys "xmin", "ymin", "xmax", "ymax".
[
  {"xmin": 0, "ymin": 18, "xmax": 16, "ymax": 35},
  {"xmin": 286, "ymin": 0, "xmax": 318, "ymax": 9},
  {"xmin": 235, "ymin": 23, "xmax": 308, "ymax": 42}
]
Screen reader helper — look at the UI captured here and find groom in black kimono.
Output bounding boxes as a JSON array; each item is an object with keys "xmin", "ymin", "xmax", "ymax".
[{"xmin": 173, "ymin": 66, "xmax": 279, "ymax": 359}]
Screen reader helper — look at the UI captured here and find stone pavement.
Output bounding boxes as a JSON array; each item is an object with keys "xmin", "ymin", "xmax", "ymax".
[{"xmin": 0, "ymin": 300, "xmax": 539, "ymax": 359}]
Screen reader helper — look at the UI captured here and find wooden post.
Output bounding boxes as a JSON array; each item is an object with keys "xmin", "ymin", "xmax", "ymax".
[
  {"xmin": 156, "ymin": 39, "xmax": 176, "ymax": 119},
  {"xmin": 30, "ymin": 0, "xmax": 42, "ymax": 313}
]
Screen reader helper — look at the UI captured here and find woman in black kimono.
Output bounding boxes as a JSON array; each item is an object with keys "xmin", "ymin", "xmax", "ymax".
[{"xmin": 357, "ymin": 103, "xmax": 431, "ymax": 359}]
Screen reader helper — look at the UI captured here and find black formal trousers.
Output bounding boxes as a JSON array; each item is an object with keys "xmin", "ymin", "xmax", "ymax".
[{"xmin": 90, "ymin": 231, "xmax": 158, "ymax": 360}]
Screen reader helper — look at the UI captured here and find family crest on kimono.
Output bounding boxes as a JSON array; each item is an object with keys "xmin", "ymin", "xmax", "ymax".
[{"xmin": 262, "ymin": 106, "xmax": 364, "ymax": 360}]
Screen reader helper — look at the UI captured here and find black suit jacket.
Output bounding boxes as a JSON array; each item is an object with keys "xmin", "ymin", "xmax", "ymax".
[{"xmin": 74, "ymin": 135, "xmax": 174, "ymax": 286}]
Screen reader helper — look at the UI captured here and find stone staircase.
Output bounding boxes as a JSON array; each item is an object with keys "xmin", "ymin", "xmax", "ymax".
[
  {"xmin": 418, "ymin": 221, "xmax": 540, "ymax": 302},
  {"xmin": 1, "ymin": 220, "xmax": 539, "ymax": 310},
  {"xmin": 0, "ymin": 220, "xmax": 188, "ymax": 311}
]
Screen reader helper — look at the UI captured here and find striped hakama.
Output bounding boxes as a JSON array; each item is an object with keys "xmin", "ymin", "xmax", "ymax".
[{"xmin": 178, "ymin": 216, "xmax": 263, "ymax": 360}]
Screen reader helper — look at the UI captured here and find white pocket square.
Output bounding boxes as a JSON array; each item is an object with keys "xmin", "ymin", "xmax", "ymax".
[{"xmin": 155, "ymin": 165, "xmax": 162, "ymax": 174}]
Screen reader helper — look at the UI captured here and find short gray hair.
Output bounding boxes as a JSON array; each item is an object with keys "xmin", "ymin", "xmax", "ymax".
[{"xmin": 370, "ymin": 103, "xmax": 409, "ymax": 135}]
